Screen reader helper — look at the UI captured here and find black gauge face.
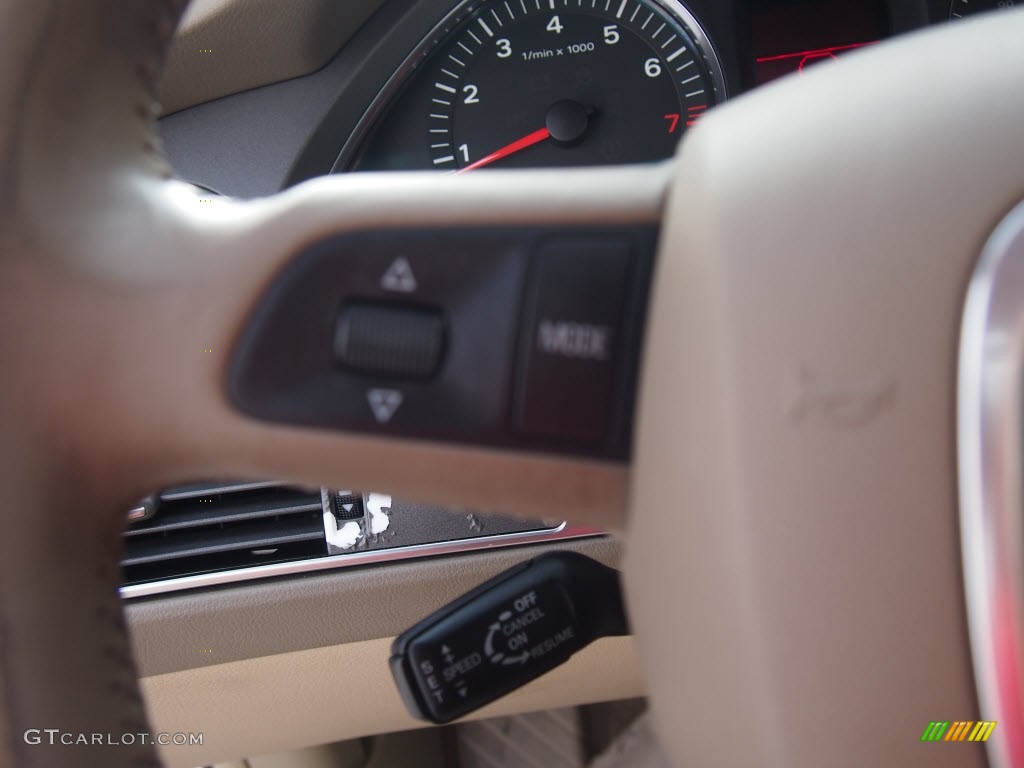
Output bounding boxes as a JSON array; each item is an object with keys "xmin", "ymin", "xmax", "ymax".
[
  {"xmin": 950, "ymin": 0, "xmax": 1016, "ymax": 17},
  {"xmin": 348, "ymin": 0, "xmax": 724, "ymax": 171}
]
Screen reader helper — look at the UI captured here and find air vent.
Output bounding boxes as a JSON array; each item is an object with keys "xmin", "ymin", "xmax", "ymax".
[{"xmin": 122, "ymin": 481, "xmax": 326, "ymax": 586}]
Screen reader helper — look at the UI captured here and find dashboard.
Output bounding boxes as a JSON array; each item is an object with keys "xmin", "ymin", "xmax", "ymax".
[
  {"xmin": 146, "ymin": 0, "xmax": 1010, "ymax": 595},
  {"xmin": 159, "ymin": 0, "xmax": 1009, "ymax": 197}
]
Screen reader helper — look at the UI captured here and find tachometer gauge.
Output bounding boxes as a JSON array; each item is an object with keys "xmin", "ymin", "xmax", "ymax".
[
  {"xmin": 950, "ymin": 0, "xmax": 1016, "ymax": 18},
  {"xmin": 343, "ymin": 0, "xmax": 725, "ymax": 171}
]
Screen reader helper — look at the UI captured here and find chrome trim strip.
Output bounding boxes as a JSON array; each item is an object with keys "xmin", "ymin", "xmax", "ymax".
[
  {"xmin": 652, "ymin": 0, "xmax": 727, "ymax": 106},
  {"xmin": 119, "ymin": 523, "xmax": 602, "ymax": 599},
  {"xmin": 159, "ymin": 479, "xmax": 301, "ymax": 501},
  {"xmin": 126, "ymin": 505, "xmax": 150, "ymax": 522},
  {"xmin": 958, "ymin": 198, "xmax": 1024, "ymax": 768}
]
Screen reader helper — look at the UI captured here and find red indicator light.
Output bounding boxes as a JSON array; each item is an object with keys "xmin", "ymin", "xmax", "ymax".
[
  {"xmin": 754, "ymin": 41, "xmax": 876, "ymax": 64},
  {"xmin": 755, "ymin": 42, "xmax": 878, "ymax": 84}
]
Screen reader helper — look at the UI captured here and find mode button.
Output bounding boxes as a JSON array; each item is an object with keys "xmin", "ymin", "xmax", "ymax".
[{"xmin": 518, "ymin": 240, "xmax": 631, "ymax": 444}]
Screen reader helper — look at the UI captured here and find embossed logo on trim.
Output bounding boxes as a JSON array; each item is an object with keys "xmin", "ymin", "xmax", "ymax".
[{"xmin": 787, "ymin": 367, "xmax": 896, "ymax": 428}]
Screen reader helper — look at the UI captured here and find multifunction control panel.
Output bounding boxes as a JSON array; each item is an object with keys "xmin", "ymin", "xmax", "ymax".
[
  {"xmin": 390, "ymin": 552, "xmax": 628, "ymax": 723},
  {"xmin": 228, "ymin": 226, "xmax": 657, "ymax": 459}
]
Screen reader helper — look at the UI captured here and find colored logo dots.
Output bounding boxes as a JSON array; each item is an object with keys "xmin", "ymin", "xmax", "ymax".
[{"xmin": 921, "ymin": 721, "xmax": 996, "ymax": 742}]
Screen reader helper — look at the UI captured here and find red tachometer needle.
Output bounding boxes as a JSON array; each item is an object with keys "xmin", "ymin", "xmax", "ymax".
[{"xmin": 458, "ymin": 127, "xmax": 551, "ymax": 172}]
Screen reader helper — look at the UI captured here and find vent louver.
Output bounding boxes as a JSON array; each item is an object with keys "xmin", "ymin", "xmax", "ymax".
[{"xmin": 122, "ymin": 481, "xmax": 326, "ymax": 586}]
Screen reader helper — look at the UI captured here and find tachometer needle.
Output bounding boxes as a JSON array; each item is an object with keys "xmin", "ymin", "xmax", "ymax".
[{"xmin": 457, "ymin": 127, "xmax": 551, "ymax": 172}]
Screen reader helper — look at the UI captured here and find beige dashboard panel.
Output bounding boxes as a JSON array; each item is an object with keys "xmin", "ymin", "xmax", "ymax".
[
  {"xmin": 131, "ymin": 538, "xmax": 631, "ymax": 765},
  {"xmin": 128, "ymin": 537, "xmax": 622, "ymax": 676},
  {"xmin": 143, "ymin": 635, "xmax": 642, "ymax": 767},
  {"xmin": 160, "ymin": 0, "xmax": 386, "ymax": 115}
]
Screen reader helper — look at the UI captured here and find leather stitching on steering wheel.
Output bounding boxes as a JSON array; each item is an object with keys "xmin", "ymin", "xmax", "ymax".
[{"xmin": 0, "ymin": 1, "xmax": 188, "ymax": 765}]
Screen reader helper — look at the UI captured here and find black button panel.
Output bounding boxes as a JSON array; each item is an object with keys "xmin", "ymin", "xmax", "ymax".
[{"xmin": 228, "ymin": 227, "xmax": 656, "ymax": 460}]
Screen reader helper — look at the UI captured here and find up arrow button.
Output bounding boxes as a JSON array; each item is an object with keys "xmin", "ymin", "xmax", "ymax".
[{"xmin": 381, "ymin": 257, "xmax": 418, "ymax": 292}]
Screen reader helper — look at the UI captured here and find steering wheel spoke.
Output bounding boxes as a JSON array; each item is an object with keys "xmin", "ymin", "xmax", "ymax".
[{"xmin": 629, "ymin": 11, "xmax": 1024, "ymax": 767}]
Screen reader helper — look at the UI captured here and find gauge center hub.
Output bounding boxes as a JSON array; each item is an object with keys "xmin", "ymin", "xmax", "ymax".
[{"xmin": 545, "ymin": 100, "xmax": 595, "ymax": 145}]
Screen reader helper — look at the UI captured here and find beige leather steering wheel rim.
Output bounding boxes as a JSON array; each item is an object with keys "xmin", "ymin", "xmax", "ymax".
[{"xmin": 1, "ymin": 1, "xmax": 1022, "ymax": 766}]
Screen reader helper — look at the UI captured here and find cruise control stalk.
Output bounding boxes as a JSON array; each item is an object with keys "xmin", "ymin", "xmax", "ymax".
[{"xmin": 390, "ymin": 551, "xmax": 628, "ymax": 724}]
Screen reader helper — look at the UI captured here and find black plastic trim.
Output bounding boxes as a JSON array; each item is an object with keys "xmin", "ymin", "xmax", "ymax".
[{"xmin": 227, "ymin": 226, "xmax": 657, "ymax": 461}]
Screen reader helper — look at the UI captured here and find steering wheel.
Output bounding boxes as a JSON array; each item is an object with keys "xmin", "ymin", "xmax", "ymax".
[{"xmin": 1, "ymin": 1, "xmax": 1021, "ymax": 766}]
